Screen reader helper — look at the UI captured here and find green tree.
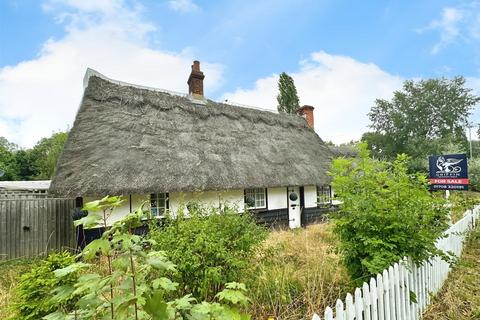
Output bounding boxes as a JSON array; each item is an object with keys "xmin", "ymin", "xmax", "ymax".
[
  {"xmin": 364, "ymin": 77, "xmax": 479, "ymax": 168},
  {"xmin": 330, "ymin": 143, "xmax": 450, "ymax": 284},
  {"xmin": 14, "ymin": 150, "xmax": 38, "ymax": 180},
  {"xmin": 276, "ymin": 72, "xmax": 300, "ymax": 114},
  {"xmin": 30, "ymin": 131, "xmax": 68, "ymax": 179},
  {"xmin": 0, "ymin": 137, "xmax": 19, "ymax": 180}
]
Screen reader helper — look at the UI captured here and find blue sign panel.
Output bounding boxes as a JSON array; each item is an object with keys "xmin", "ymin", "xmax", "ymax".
[{"xmin": 428, "ymin": 154, "xmax": 469, "ymax": 190}]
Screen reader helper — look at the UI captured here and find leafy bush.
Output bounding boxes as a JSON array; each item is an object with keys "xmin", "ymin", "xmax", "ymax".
[
  {"xmin": 149, "ymin": 204, "xmax": 268, "ymax": 300},
  {"xmin": 12, "ymin": 251, "xmax": 77, "ymax": 320},
  {"xmin": 330, "ymin": 143, "xmax": 450, "ymax": 284},
  {"xmin": 45, "ymin": 196, "xmax": 251, "ymax": 319},
  {"xmin": 468, "ymin": 157, "xmax": 480, "ymax": 191}
]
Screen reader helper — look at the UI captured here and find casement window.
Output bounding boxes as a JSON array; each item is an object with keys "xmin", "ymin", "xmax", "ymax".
[
  {"xmin": 150, "ymin": 193, "xmax": 169, "ymax": 216},
  {"xmin": 316, "ymin": 185, "xmax": 332, "ymax": 206},
  {"xmin": 244, "ymin": 188, "xmax": 266, "ymax": 209}
]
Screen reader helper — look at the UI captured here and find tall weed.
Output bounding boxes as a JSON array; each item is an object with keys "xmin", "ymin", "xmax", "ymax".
[{"xmin": 246, "ymin": 224, "xmax": 351, "ymax": 319}]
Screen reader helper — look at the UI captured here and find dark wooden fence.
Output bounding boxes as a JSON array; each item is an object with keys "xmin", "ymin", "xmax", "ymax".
[{"xmin": 0, "ymin": 198, "xmax": 76, "ymax": 260}]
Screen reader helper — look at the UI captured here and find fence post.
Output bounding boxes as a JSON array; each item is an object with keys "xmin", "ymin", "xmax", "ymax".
[
  {"xmin": 370, "ymin": 277, "xmax": 378, "ymax": 320},
  {"xmin": 346, "ymin": 293, "xmax": 355, "ymax": 320},
  {"xmin": 377, "ymin": 273, "xmax": 385, "ymax": 320},
  {"xmin": 382, "ymin": 269, "xmax": 391, "ymax": 320},
  {"xmin": 363, "ymin": 282, "xmax": 372, "ymax": 320},
  {"xmin": 324, "ymin": 307, "xmax": 334, "ymax": 320},
  {"xmin": 393, "ymin": 263, "xmax": 402, "ymax": 319},
  {"xmin": 336, "ymin": 299, "xmax": 345, "ymax": 320},
  {"xmin": 388, "ymin": 266, "xmax": 395, "ymax": 320},
  {"xmin": 400, "ymin": 259, "xmax": 411, "ymax": 320},
  {"xmin": 355, "ymin": 288, "xmax": 363, "ymax": 320}
]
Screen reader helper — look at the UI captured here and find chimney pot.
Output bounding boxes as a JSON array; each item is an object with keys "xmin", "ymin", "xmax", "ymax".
[
  {"xmin": 192, "ymin": 60, "xmax": 200, "ymax": 72},
  {"xmin": 188, "ymin": 60, "xmax": 205, "ymax": 98},
  {"xmin": 297, "ymin": 105, "xmax": 315, "ymax": 129}
]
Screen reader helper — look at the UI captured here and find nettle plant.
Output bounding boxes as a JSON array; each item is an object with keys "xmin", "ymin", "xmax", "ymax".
[{"xmin": 44, "ymin": 196, "xmax": 251, "ymax": 320}]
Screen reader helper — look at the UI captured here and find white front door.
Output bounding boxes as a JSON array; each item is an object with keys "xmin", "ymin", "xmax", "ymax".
[{"xmin": 288, "ymin": 186, "xmax": 301, "ymax": 228}]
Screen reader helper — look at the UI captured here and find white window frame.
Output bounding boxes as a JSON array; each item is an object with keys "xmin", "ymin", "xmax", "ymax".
[
  {"xmin": 316, "ymin": 185, "xmax": 332, "ymax": 206},
  {"xmin": 244, "ymin": 188, "xmax": 266, "ymax": 209},
  {"xmin": 150, "ymin": 192, "xmax": 169, "ymax": 216}
]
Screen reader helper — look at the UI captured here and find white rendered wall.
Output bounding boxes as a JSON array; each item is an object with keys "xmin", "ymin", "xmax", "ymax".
[
  {"xmin": 304, "ymin": 185, "xmax": 317, "ymax": 208},
  {"xmin": 267, "ymin": 187, "xmax": 287, "ymax": 210},
  {"xmin": 84, "ymin": 185, "xmax": 320, "ymax": 226},
  {"xmin": 169, "ymin": 189, "xmax": 244, "ymax": 214}
]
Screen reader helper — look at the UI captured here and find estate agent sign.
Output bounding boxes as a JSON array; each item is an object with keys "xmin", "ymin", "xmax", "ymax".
[{"xmin": 428, "ymin": 154, "xmax": 469, "ymax": 190}]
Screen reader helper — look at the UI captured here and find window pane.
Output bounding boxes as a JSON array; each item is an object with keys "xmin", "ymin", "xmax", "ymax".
[
  {"xmin": 245, "ymin": 188, "xmax": 265, "ymax": 208},
  {"xmin": 317, "ymin": 186, "xmax": 331, "ymax": 205}
]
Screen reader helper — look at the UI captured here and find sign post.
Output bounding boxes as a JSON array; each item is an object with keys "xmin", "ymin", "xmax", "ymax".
[{"xmin": 428, "ymin": 154, "xmax": 469, "ymax": 191}]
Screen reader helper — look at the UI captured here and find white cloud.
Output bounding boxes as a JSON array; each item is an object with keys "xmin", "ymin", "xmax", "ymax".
[
  {"xmin": 0, "ymin": 0, "xmax": 222, "ymax": 147},
  {"xmin": 428, "ymin": 7, "xmax": 463, "ymax": 54},
  {"xmin": 222, "ymin": 51, "xmax": 404, "ymax": 144},
  {"xmin": 423, "ymin": 2, "xmax": 480, "ymax": 54},
  {"xmin": 168, "ymin": 0, "xmax": 199, "ymax": 13}
]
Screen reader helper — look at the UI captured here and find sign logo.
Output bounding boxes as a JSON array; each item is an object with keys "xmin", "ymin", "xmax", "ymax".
[
  {"xmin": 436, "ymin": 156, "xmax": 464, "ymax": 174},
  {"xmin": 429, "ymin": 154, "xmax": 468, "ymax": 190}
]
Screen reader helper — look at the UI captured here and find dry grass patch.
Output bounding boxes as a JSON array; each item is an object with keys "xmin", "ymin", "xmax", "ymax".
[
  {"xmin": 246, "ymin": 223, "xmax": 352, "ymax": 319},
  {"xmin": 0, "ymin": 258, "xmax": 37, "ymax": 319},
  {"xmin": 423, "ymin": 227, "xmax": 480, "ymax": 320}
]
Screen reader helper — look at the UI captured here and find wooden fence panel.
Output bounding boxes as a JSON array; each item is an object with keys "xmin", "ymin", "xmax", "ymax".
[{"xmin": 0, "ymin": 198, "xmax": 76, "ymax": 260}]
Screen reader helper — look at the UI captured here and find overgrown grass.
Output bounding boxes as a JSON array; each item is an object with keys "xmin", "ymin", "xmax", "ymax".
[
  {"xmin": 245, "ymin": 223, "xmax": 352, "ymax": 319},
  {"xmin": 1, "ymin": 224, "xmax": 350, "ymax": 320},
  {"xmin": 423, "ymin": 226, "xmax": 480, "ymax": 320},
  {"xmin": 449, "ymin": 191, "xmax": 480, "ymax": 223},
  {"xmin": 0, "ymin": 258, "xmax": 39, "ymax": 319}
]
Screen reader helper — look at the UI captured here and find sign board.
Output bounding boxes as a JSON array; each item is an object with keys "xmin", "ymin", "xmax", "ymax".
[{"xmin": 428, "ymin": 154, "xmax": 469, "ymax": 190}]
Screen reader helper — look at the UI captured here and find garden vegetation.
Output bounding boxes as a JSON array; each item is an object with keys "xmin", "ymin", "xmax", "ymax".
[{"xmin": 329, "ymin": 143, "xmax": 451, "ymax": 284}]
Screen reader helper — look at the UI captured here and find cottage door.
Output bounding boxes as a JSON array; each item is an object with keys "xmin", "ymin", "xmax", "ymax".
[{"xmin": 288, "ymin": 186, "xmax": 301, "ymax": 228}]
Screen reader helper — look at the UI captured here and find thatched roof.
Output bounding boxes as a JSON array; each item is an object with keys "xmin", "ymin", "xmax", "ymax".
[
  {"xmin": 329, "ymin": 144, "xmax": 359, "ymax": 158},
  {"xmin": 50, "ymin": 70, "xmax": 333, "ymax": 197}
]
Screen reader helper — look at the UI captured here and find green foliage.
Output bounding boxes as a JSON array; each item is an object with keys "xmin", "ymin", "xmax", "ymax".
[
  {"xmin": 329, "ymin": 143, "xmax": 450, "ymax": 284},
  {"xmin": 276, "ymin": 72, "xmax": 300, "ymax": 114},
  {"xmin": 0, "ymin": 131, "xmax": 68, "ymax": 181},
  {"xmin": 0, "ymin": 137, "xmax": 19, "ymax": 180},
  {"xmin": 12, "ymin": 251, "xmax": 77, "ymax": 320},
  {"xmin": 44, "ymin": 196, "xmax": 251, "ymax": 319},
  {"xmin": 364, "ymin": 77, "xmax": 479, "ymax": 167},
  {"xmin": 30, "ymin": 131, "xmax": 68, "ymax": 179},
  {"xmin": 149, "ymin": 204, "xmax": 268, "ymax": 300},
  {"xmin": 468, "ymin": 158, "xmax": 480, "ymax": 191}
]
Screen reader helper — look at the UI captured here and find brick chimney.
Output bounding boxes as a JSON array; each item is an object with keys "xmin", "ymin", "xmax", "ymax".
[
  {"xmin": 187, "ymin": 60, "xmax": 205, "ymax": 99},
  {"xmin": 296, "ymin": 105, "xmax": 315, "ymax": 129}
]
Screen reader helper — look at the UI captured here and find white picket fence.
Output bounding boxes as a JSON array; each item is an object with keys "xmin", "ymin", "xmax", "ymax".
[{"xmin": 313, "ymin": 205, "xmax": 480, "ymax": 320}]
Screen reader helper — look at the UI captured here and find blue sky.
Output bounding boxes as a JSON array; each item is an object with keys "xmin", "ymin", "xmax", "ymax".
[{"xmin": 1, "ymin": 0, "xmax": 480, "ymax": 146}]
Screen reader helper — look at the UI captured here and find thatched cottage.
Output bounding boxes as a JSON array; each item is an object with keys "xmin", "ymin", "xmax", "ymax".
[{"xmin": 50, "ymin": 61, "xmax": 333, "ymax": 228}]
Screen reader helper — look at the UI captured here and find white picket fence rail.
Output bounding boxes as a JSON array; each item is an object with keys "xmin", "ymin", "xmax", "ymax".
[{"xmin": 313, "ymin": 205, "xmax": 480, "ymax": 320}]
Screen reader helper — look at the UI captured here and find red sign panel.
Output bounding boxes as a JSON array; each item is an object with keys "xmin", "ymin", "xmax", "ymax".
[{"xmin": 428, "ymin": 178, "xmax": 469, "ymax": 185}]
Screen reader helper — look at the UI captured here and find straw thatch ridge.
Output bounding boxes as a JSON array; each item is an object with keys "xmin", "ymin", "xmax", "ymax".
[{"xmin": 50, "ymin": 72, "xmax": 333, "ymax": 197}]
